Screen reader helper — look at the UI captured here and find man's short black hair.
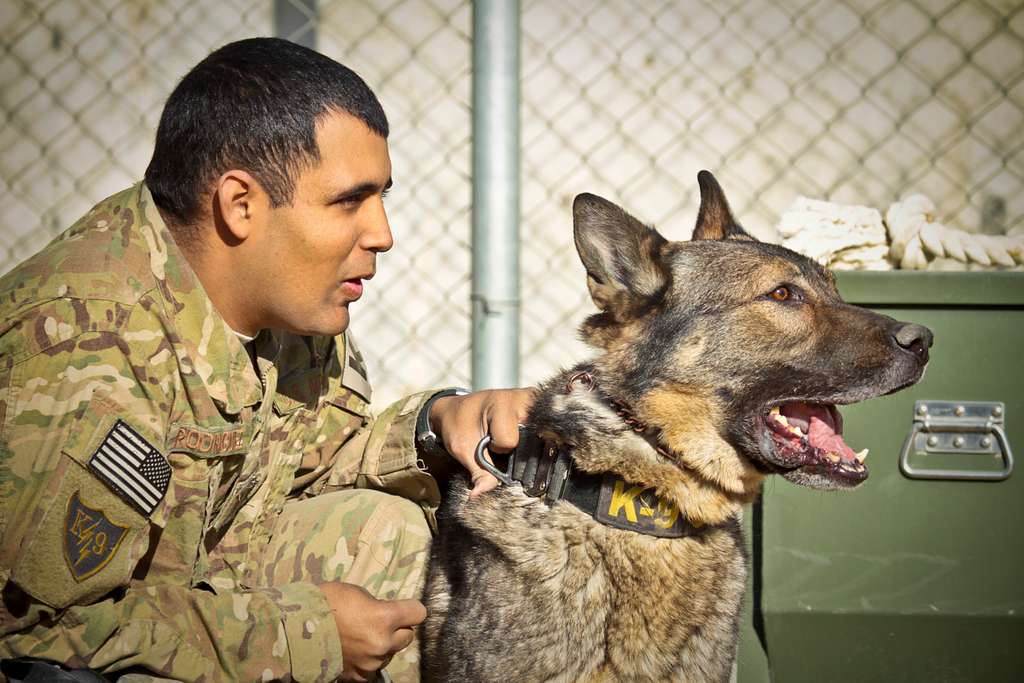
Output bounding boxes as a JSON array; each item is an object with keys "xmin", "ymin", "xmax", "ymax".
[{"xmin": 144, "ymin": 37, "xmax": 388, "ymax": 227}]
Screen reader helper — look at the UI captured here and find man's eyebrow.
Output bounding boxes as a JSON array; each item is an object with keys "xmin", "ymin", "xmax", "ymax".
[{"xmin": 330, "ymin": 177, "xmax": 393, "ymax": 203}]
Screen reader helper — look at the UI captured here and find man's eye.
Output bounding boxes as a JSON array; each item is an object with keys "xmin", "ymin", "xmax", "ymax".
[{"xmin": 336, "ymin": 195, "xmax": 364, "ymax": 208}]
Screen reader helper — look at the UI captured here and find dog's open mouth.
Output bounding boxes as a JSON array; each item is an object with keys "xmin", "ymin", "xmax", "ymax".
[{"xmin": 762, "ymin": 402, "xmax": 868, "ymax": 485}]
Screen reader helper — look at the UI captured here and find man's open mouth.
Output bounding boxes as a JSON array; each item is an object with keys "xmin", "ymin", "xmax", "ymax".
[{"xmin": 762, "ymin": 402, "xmax": 868, "ymax": 485}]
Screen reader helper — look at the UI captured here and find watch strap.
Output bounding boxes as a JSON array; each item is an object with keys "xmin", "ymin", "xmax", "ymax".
[{"xmin": 415, "ymin": 387, "xmax": 470, "ymax": 456}]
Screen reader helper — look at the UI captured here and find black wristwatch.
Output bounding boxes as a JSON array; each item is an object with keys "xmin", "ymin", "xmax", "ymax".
[{"xmin": 416, "ymin": 387, "xmax": 470, "ymax": 458}]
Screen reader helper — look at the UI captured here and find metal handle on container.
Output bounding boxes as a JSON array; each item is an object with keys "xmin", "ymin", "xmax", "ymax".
[{"xmin": 899, "ymin": 400, "xmax": 1013, "ymax": 481}]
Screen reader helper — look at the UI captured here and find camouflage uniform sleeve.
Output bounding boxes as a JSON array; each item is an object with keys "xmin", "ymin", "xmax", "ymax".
[
  {"xmin": 0, "ymin": 302, "xmax": 339, "ymax": 681},
  {"xmin": 357, "ymin": 390, "xmax": 446, "ymax": 499},
  {"xmin": 314, "ymin": 391, "xmax": 444, "ymax": 512},
  {"xmin": 301, "ymin": 332, "xmax": 446, "ymax": 513}
]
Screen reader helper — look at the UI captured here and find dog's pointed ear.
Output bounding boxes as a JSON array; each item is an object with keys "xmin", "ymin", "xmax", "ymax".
[
  {"xmin": 692, "ymin": 170, "xmax": 755, "ymax": 241},
  {"xmin": 573, "ymin": 193, "xmax": 668, "ymax": 313}
]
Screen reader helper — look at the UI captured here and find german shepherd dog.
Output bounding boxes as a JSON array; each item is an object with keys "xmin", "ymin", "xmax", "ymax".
[{"xmin": 421, "ymin": 172, "xmax": 932, "ymax": 682}]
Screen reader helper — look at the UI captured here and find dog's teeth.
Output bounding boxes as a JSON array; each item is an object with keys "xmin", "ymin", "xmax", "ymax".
[
  {"xmin": 855, "ymin": 448, "xmax": 869, "ymax": 463},
  {"xmin": 768, "ymin": 407, "xmax": 792, "ymax": 428},
  {"xmin": 826, "ymin": 452, "xmax": 841, "ymax": 463},
  {"xmin": 788, "ymin": 424, "xmax": 802, "ymax": 436}
]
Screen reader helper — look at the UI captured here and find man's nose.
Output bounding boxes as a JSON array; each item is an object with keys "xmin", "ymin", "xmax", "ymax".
[{"xmin": 364, "ymin": 201, "xmax": 394, "ymax": 253}]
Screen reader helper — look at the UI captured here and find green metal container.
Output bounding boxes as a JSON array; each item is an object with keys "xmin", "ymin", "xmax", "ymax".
[{"xmin": 738, "ymin": 271, "xmax": 1024, "ymax": 683}]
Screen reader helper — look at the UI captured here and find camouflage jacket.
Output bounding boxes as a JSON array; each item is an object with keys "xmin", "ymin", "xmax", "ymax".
[{"xmin": 0, "ymin": 183, "xmax": 441, "ymax": 681}]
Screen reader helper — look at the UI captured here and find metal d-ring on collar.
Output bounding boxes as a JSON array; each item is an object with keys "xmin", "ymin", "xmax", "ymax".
[
  {"xmin": 474, "ymin": 434, "xmax": 513, "ymax": 486},
  {"xmin": 474, "ymin": 430, "xmax": 574, "ymax": 500}
]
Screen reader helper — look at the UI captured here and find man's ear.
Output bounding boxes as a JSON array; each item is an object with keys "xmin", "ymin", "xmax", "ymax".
[
  {"xmin": 213, "ymin": 170, "xmax": 260, "ymax": 242},
  {"xmin": 691, "ymin": 170, "xmax": 755, "ymax": 241},
  {"xmin": 572, "ymin": 193, "xmax": 669, "ymax": 314}
]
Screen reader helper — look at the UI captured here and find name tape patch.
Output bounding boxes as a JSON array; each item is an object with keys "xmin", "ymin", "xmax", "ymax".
[
  {"xmin": 64, "ymin": 491, "xmax": 129, "ymax": 582},
  {"xmin": 88, "ymin": 419, "xmax": 171, "ymax": 516},
  {"xmin": 170, "ymin": 425, "xmax": 247, "ymax": 456}
]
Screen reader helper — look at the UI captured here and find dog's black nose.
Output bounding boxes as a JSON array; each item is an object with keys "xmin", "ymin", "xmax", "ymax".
[{"xmin": 894, "ymin": 323, "xmax": 933, "ymax": 362}]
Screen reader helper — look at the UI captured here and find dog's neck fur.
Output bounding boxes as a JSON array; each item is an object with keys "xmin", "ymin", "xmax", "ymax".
[{"xmin": 531, "ymin": 366, "xmax": 763, "ymax": 527}]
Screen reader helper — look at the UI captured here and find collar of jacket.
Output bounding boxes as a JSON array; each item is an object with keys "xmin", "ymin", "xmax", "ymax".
[{"xmin": 138, "ymin": 183, "xmax": 263, "ymax": 414}]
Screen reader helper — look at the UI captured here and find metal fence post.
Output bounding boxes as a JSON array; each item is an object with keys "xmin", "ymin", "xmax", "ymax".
[
  {"xmin": 471, "ymin": 0, "xmax": 521, "ymax": 390},
  {"xmin": 274, "ymin": 0, "xmax": 317, "ymax": 48}
]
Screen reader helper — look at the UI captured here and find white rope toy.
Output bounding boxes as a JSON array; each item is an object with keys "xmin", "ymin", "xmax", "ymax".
[
  {"xmin": 778, "ymin": 196, "xmax": 892, "ymax": 270},
  {"xmin": 886, "ymin": 194, "xmax": 1024, "ymax": 270}
]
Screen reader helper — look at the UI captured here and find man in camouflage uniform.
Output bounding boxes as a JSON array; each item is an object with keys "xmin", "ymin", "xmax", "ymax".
[{"xmin": 0, "ymin": 38, "xmax": 531, "ymax": 682}]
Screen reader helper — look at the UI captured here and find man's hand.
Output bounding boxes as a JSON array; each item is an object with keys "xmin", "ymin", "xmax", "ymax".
[
  {"xmin": 318, "ymin": 582, "xmax": 426, "ymax": 682},
  {"xmin": 428, "ymin": 387, "xmax": 536, "ymax": 498}
]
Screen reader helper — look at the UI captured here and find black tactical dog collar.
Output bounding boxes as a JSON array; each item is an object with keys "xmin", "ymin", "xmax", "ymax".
[{"xmin": 475, "ymin": 429, "xmax": 703, "ymax": 539}]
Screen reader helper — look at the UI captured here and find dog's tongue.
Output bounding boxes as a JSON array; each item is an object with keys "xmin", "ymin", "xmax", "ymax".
[
  {"xmin": 782, "ymin": 403, "xmax": 858, "ymax": 462},
  {"xmin": 807, "ymin": 417, "xmax": 858, "ymax": 462}
]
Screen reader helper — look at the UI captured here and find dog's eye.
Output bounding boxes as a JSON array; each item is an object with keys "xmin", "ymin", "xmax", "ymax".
[{"xmin": 769, "ymin": 286, "xmax": 791, "ymax": 301}]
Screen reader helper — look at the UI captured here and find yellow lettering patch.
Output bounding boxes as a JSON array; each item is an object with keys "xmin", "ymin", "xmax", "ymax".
[
  {"xmin": 607, "ymin": 480, "xmax": 644, "ymax": 523},
  {"xmin": 595, "ymin": 474, "xmax": 688, "ymax": 538}
]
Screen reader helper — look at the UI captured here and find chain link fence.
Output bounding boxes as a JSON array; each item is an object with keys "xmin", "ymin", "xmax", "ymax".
[
  {"xmin": 0, "ymin": 0, "xmax": 273, "ymax": 263},
  {"xmin": 317, "ymin": 0, "xmax": 476, "ymax": 404},
  {"xmin": 518, "ymin": 0, "xmax": 1024, "ymax": 385},
  {"xmin": 3, "ymin": 0, "xmax": 1022, "ymax": 404}
]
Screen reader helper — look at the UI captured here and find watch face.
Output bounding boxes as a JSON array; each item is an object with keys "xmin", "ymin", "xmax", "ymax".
[{"xmin": 417, "ymin": 430, "xmax": 441, "ymax": 452}]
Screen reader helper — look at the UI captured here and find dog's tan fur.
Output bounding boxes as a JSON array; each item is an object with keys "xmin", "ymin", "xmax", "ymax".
[{"xmin": 421, "ymin": 172, "xmax": 931, "ymax": 682}]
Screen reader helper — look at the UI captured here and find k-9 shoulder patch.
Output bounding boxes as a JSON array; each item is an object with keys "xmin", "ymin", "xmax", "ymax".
[
  {"xmin": 64, "ymin": 491, "xmax": 129, "ymax": 582},
  {"xmin": 87, "ymin": 419, "xmax": 171, "ymax": 516}
]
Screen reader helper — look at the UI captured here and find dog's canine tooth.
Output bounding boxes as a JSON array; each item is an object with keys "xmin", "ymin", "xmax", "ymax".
[
  {"xmin": 826, "ymin": 452, "xmax": 841, "ymax": 463},
  {"xmin": 768, "ymin": 407, "xmax": 790, "ymax": 427},
  {"xmin": 787, "ymin": 424, "xmax": 802, "ymax": 436},
  {"xmin": 855, "ymin": 448, "xmax": 869, "ymax": 463}
]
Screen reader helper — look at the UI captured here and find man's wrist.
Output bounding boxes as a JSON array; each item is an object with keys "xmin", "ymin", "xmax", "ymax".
[{"xmin": 415, "ymin": 387, "xmax": 469, "ymax": 460}]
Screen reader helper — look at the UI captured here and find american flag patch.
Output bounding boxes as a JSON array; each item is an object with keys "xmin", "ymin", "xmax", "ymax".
[{"xmin": 88, "ymin": 420, "xmax": 171, "ymax": 516}]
